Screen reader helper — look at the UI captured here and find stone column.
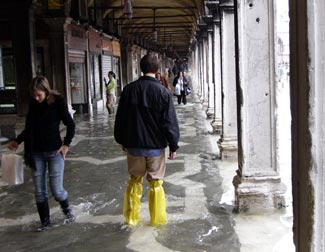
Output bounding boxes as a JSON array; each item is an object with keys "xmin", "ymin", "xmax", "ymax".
[
  {"xmin": 218, "ymin": 0, "xmax": 238, "ymax": 159},
  {"xmin": 210, "ymin": 17, "xmax": 222, "ymax": 134},
  {"xmin": 290, "ymin": 0, "xmax": 325, "ymax": 251},
  {"xmin": 13, "ymin": 3, "xmax": 36, "ymax": 116},
  {"xmin": 202, "ymin": 38, "xmax": 208, "ymax": 105},
  {"xmin": 200, "ymin": 39, "xmax": 205, "ymax": 101},
  {"xmin": 206, "ymin": 27, "xmax": 215, "ymax": 118},
  {"xmin": 44, "ymin": 17, "xmax": 74, "ymax": 114},
  {"xmin": 193, "ymin": 42, "xmax": 200, "ymax": 92},
  {"xmin": 232, "ymin": 0, "xmax": 286, "ymax": 212},
  {"xmin": 197, "ymin": 38, "xmax": 204, "ymax": 100}
]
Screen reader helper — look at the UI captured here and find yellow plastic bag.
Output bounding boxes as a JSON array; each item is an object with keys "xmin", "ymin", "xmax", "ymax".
[
  {"xmin": 1, "ymin": 153, "xmax": 24, "ymax": 185},
  {"xmin": 123, "ymin": 176, "xmax": 143, "ymax": 226},
  {"xmin": 148, "ymin": 180, "xmax": 167, "ymax": 226}
]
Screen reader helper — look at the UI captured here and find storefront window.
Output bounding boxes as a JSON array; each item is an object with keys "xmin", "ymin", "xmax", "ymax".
[
  {"xmin": 0, "ymin": 48, "xmax": 3, "ymax": 90},
  {"xmin": 36, "ymin": 47, "xmax": 44, "ymax": 76},
  {"xmin": 90, "ymin": 54, "xmax": 101, "ymax": 100},
  {"xmin": 47, "ymin": 0, "xmax": 64, "ymax": 10},
  {"xmin": 1, "ymin": 48, "xmax": 16, "ymax": 90},
  {"xmin": 69, "ymin": 62, "xmax": 86, "ymax": 104},
  {"xmin": 0, "ymin": 47, "xmax": 16, "ymax": 114}
]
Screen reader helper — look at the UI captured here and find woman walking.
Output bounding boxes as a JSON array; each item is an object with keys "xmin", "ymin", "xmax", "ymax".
[
  {"xmin": 8, "ymin": 76, "xmax": 76, "ymax": 231},
  {"xmin": 172, "ymin": 71, "xmax": 189, "ymax": 105}
]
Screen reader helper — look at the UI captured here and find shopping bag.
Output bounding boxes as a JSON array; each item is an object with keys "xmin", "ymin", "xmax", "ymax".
[
  {"xmin": 1, "ymin": 153, "xmax": 24, "ymax": 185},
  {"xmin": 174, "ymin": 83, "xmax": 181, "ymax": 96},
  {"xmin": 185, "ymin": 87, "xmax": 192, "ymax": 95}
]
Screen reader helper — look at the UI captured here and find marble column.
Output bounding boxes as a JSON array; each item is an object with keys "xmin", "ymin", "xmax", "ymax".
[
  {"xmin": 13, "ymin": 4, "xmax": 36, "ymax": 116},
  {"xmin": 232, "ymin": 0, "xmax": 286, "ymax": 212},
  {"xmin": 206, "ymin": 28, "xmax": 215, "ymax": 118},
  {"xmin": 193, "ymin": 42, "xmax": 200, "ymax": 93},
  {"xmin": 210, "ymin": 18, "xmax": 222, "ymax": 134},
  {"xmin": 218, "ymin": 0, "xmax": 238, "ymax": 159},
  {"xmin": 45, "ymin": 17, "xmax": 75, "ymax": 115},
  {"xmin": 201, "ymin": 38, "xmax": 208, "ymax": 105},
  {"xmin": 199, "ymin": 39, "xmax": 204, "ymax": 101},
  {"xmin": 197, "ymin": 37, "xmax": 203, "ymax": 100},
  {"xmin": 290, "ymin": 0, "xmax": 325, "ymax": 250}
]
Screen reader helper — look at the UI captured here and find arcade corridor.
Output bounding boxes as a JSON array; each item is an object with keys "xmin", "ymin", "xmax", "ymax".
[
  {"xmin": 0, "ymin": 1, "xmax": 325, "ymax": 251},
  {"xmin": 0, "ymin": 94, "xmax": 293, "ymax": 252}
]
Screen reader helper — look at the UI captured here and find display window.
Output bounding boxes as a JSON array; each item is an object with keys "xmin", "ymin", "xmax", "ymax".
[
  {"xmin": 90, "ymin": 54, "xmax": 101, "ymax": 100},
  {"xmin": 69, "ymin": 62, "xmax": 86, "ymax": 104},
  {"xmin": 0, "ymin": 47, "xmax": 17, "ymax": 114}
]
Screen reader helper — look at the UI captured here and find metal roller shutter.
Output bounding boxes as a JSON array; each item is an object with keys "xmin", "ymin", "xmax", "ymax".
[{"xmin": 102, "ymin": 55, "xmax": 112, "ymax": 81}]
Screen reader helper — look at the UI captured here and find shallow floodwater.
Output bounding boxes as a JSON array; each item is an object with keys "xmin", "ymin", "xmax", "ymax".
[{"xmin": 0, "ymin": 97, "xmax": 240, "ymax": 252}]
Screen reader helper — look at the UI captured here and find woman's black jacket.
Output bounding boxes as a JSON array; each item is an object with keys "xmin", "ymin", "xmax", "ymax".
[{"xmin": 15, "ymin": 95, "xmax": 75, "ymax": 165}]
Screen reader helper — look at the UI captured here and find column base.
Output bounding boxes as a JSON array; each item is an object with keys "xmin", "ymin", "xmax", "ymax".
[
  {"xmin": 232, "ymin": 174, "xmax": 287, "ymax": 213},
  {"xmin": 218, "ymin": 137, "xmax": 238, "ymax": 160},
  {"xmin": 210, "ymin": 119, "xmax": 222, "ymax": 134},
  {"xmin": 206, "ymin": 107, "xmax": 215, "ymax": 119}
]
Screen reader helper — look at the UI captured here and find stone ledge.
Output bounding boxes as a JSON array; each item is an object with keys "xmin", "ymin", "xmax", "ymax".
[{"xmin": 233, "ymin": 174, "xmax": 287, "ymax": 213}]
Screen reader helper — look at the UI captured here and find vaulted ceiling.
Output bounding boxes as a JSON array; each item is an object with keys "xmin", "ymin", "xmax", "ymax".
[{"xmin": 98, "ymin": 0, "xmax": 205, "ymax": 58}]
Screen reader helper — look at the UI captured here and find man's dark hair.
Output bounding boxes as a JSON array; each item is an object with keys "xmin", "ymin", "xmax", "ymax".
[{"xmin": 140, "ymin": 54, "xmax": 160, "ymax": 74}]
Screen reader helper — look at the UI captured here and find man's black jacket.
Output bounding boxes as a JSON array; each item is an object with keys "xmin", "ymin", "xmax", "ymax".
[{"xmin": 114, "ymin": 75, "xmax": 179, "ymax": 152}]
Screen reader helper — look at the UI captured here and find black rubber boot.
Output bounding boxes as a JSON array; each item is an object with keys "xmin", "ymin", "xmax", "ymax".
[
  {"xmin": 36, "ymin": 201, "xmax": 51, "ymax": 232},
  {"xmin": 59, "ymin": 199, "xmax": 75, "ymax": 224}
]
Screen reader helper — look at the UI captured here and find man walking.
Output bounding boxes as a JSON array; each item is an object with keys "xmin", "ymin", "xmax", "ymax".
[{"xmin": 114, "ymin": 53, "xmax": 180, "ymax": 226}]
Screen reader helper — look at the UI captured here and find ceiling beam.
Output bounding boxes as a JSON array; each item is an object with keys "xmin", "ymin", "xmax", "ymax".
[
  {"xmin": 105, "ymin": 14, "xmax": 196, "ymax": 20},
  {"xmin": 89, "ymin": 6, "xmax": 197, "ymax": 10},
  {"xmin": 127, "ymin": 31, "xmax": 192, "ymax": 34},
  {"xmin": 121, "ymin": 25, "xmax": 193, "ymax": 29},
  {"xmin": 118, "ymin": 21, "xmax": 194, "ymax": 26}
]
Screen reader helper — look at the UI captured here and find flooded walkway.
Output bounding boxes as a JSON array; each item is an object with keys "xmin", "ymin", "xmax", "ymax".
[{"xmin": 0, "ymin": 93, "xmax": 293, "ymax": 252}]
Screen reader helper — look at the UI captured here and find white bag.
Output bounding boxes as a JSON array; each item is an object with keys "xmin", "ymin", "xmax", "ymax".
[
  {"xmin": 1, "ymin": 153, "xmax": 24, "ymax": 185},
  {"xmin": 174, "ymin": 83, "xmax": 181, "ymax": 96}
]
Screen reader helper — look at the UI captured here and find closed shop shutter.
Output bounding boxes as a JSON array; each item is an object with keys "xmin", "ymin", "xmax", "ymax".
[{"xmin": 102, "ymin": 55, "xmax": 112, "ymax": 80}]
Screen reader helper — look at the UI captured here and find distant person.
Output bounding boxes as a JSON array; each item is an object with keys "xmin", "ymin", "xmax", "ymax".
[
  {"xmin": 8, "ymin": 76, "xmax": 76, "ymax": 231},
  {"xmin": 156, "ymin": 72, "xmax": 172, "ymax": 92},
  {"xmin": 104, "ymin": 71, "xmax": 116, "ymax": 116},
  {"xmin": 172, "ymin": 64, "xmax": 177, "ymax": 76},
  {"xmin": 114, "ymin": 54, "xmax": 180, "ymax": 227},
  {"xmin": 173, "ymin": 71, "xmax": 189, "ymax": 105},
  {"xmin": 164, "ymin": 67, "xmax": 169, "ymax": 78}
]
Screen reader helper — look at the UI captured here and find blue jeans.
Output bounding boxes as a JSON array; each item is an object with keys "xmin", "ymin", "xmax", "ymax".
[{"xmin": 31, "ymin": 151, "xmax": 68, "ymax": 203}]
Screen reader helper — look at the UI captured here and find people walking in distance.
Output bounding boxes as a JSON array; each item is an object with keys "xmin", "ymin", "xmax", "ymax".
[
  {"xmin": 104, "ymin": 71, "xmax": 116, "ymax": 116},
  {"xmin": 114, "ymin": 54, "xmax": 180, "ymax": 227},
  {"xmin": 173, "ymin": 71, "xmax": 189, "ymax": 105},
  {"xmin": 156, "ymin": 72, "xmax": 172, "ymax": 92},
  {"xmin": 8, "ymin": 76, "xmax": 76, "ymax": 231}
]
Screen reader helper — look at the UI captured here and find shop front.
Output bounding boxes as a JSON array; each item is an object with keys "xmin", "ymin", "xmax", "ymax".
[
  {"xmin": 67, "ymin": 23, "xmax": 88, "ymax": 114},
  {"xmin": 101, "ymin": 36, "xmax": 114, "ymax": 101},
  {"xmin": 112, "ymin": 40, "xmax": 122, "ymax": 96},
  {"xmin": 88, "ymin": 29, "xmax": 103, "ymax": 109}
]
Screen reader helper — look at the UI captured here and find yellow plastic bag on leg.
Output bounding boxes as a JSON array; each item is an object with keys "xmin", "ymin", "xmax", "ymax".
[
  {"xmin": 148, "ymin": 180, "xmax": 167, "ymax": 226},
  {"xmin": 123, "ymin": 176, "xmax": 143, "ymax": 226}
]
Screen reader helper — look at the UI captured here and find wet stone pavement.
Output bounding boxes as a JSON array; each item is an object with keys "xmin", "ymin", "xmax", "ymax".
[{"xmin": 0, "ymin": 95, "xmax": 240, "ymax": 252}]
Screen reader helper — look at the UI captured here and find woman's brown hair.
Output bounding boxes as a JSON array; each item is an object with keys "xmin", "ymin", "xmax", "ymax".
[
  {"xmin": 156, "ymin": 72, "xmax": 172, "ymax": 92},
  {"xmin": 30, "ymin": 76, "xmax": 60, "ymax": 104}
]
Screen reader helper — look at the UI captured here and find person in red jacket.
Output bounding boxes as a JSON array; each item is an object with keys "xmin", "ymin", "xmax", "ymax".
[
  {"xmin": 114, "ymin": 54, "xmax": 180, "ymax": 226},
  {"xmin": 8, "ymin": 76, "xmax": 76, "ymax": 231}
]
